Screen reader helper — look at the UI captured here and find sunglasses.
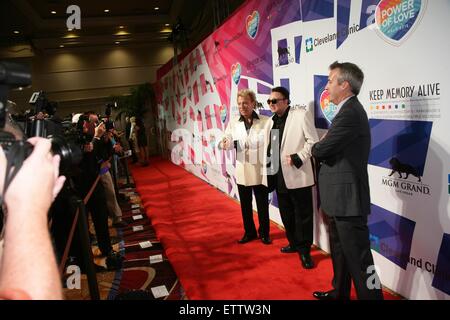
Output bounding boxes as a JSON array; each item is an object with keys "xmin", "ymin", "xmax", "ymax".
[{"xmin": 267, "ymin": 98, "xmax": 285, "ymax": 105}]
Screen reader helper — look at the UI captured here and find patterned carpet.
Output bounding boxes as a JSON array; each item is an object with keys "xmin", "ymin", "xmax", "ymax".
[{"xmin": 63, "ymin": 177, "xmax": 186, "ymax": 300}]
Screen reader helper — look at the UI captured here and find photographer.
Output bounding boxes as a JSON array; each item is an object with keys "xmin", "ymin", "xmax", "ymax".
[
  {"xmin": 98, "ymin": 122, "xmax": 126, "ymax": 228},
  {"xmin": 0, "ymin": 137, "xmax": 65, "ymax": 300},
  {"xmin": 71, "ymin": 113, "xmax": 121, "ymax": 269}
]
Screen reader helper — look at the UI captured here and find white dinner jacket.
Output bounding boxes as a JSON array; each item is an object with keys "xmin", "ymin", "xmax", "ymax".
[
  {"xmin": 222, "ymin": 114, "xmax": 269, "ymax": 186},
  {"xmin": 262, "ymin": 106, "xmax": 319, "ymax": 189}
]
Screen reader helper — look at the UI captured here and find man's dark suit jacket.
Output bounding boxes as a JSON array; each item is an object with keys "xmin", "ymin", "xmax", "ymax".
[{"xmin": 312, "ymin": 96, "xmax": 371, "ymax": 217}]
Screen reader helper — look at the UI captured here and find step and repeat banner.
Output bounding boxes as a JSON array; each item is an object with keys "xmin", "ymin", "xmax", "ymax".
[{"xmin": 154, "ymin": 0, "xmax": 450, "ymax": 299}]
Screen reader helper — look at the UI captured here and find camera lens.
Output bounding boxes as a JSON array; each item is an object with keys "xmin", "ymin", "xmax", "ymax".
[{"xmin": 49, "ymin": 135, "xmax": 83, "ymax": 175}]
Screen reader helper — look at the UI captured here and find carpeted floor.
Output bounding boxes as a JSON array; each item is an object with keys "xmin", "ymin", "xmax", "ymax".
[
  {"xmin": 130, "ymin": 157, "xmax": 402, "ymax": 300},
  {"xmin": 63, "ymin": 175, "xmax": 185, "ymax": 300}
]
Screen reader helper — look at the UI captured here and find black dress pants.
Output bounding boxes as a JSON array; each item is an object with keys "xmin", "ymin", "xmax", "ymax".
[
  {"xmin": 237, "ymin": 184, "xmax": 270, "ymax": 238},
  {"xmin": 328, "ymin": 215, "xmax": 384, "ymax": 300},
  {"xmin": 276, "ymin": 186, "xmax": 313, "ymax": 254}
]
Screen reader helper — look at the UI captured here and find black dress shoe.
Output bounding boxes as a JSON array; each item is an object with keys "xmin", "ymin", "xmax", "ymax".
[
  {"xmin": 261, "ymin": 237, "xmax": 272, "ymax": 245},
  {"xmin": 313, "ymin": 290, "xmax": 337, "ymax": 300},
  {"xmin": 300, "ymin": 253, "xmax": 315, "ymax": 269},
  {"xmin": 237, "ymin": 234, "xmax": 257, "ymax": 244},
  {"xmin": 280, "ymin": 245, "xmax": 297, "ymax": 253}
]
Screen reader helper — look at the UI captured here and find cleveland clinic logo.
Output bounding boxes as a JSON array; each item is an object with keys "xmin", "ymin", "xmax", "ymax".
[
  {"xmin": 375, "ymin": 0, "xmax": 427, "ymax": 46},
  {"xmin": 305, "ymin": 23, "xmax": 360, "ymax": 53}
]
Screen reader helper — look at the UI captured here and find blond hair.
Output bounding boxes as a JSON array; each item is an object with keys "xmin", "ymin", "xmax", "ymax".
[{"xmin": 236, "ymin": 89, "xmax": 256, "ymax": 104}]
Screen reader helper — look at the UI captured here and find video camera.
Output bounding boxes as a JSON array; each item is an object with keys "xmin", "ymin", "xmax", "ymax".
[{"xmin": 0, "ymin": 61, "xmax": 82, "ymax": 177}]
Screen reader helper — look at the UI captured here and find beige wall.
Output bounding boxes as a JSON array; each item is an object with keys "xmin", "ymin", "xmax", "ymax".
[{"xmin": 8, "ymin": 44, "xmax": 173, "ymax": 117}]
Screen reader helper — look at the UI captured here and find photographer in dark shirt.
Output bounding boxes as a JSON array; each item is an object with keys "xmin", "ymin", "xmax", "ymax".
[{"xmin": 71, "ymin": 113, "xmax": 121, "ymax": 270}]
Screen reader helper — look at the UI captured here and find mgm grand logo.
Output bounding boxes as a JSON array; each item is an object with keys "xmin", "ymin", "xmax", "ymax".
[{"xmin": 381, "ymin": 157, "xmax": 430, "ymax": 196}]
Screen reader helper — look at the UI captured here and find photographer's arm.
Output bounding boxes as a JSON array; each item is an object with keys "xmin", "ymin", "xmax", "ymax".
[{"xmin": 0, "ymin": 138, "xmax": 65, "ymax": 300}]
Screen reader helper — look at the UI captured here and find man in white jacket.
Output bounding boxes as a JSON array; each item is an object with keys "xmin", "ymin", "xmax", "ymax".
[
  {"xmin": 263, "ymin": 86, "xmax": 319, "ymax": 268},
  {"xmin": 220, "ymin": 89, "xmax": 271, "ymax": 245}
]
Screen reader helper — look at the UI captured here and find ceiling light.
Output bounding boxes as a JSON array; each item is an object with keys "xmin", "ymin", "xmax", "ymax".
[
  {"xmin": 64, "ymin": 32, "xmax": 79, "ymax": 39},
  {"xmin": 13, "ymin": 30, "xmax": 20, "ymax": 34},
  {"xmin": 104, "ymin": 9, "xmax": 110, "ymax": 13},
  {"xmin": 60, "ymin": 45, "xmax": 64, "ymax": 48},
  {"xmin": 119, "ymin": 26, "xmax": 124, "ymax": 29},
  {"xmin": 115, "ymin": 41, "xmax": 120, "ymax": 44},
  {"xmin": 51, "ymin": 11, "xmax": 56, "ymax": 14},
  {"xmin": 154, "ymin": 7, "xmax": 159, "ymax": 10},
  {"xmin": 115, "ymin": 30, "xmax": 130, "ymax": 36},
  {"xmin": 165, "ymin": 23, "xmax": 170, "ymax": 26}
]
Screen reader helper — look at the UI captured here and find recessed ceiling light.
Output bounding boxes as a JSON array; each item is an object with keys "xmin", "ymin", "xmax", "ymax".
[
  {"xmin": 165, "ymin": 23, "xmax": 170, "ymax": 26},
  {"xmin": 60, "ymin": 45, "xmax": 64, "ymax": 48},
  {"xmin": 154, "ymin": 7, "xmax": 159, "ymax": 10},
  {"xmin": 115, "ymin": 41, "xmax": 120, "ymax": 44},
  {"xmin": 13, "ymin": 30, "xmax": 20, "ymax": 34},
  {"xmin": 64, "ymin": 32, "xmax": 79, "ymax": 39},
  {"xmin": 51, "ymin": 11, "xmax": 56, "ymax": 14},
  {"xmin": 115, "ymin": 30, "xmax": 130, "ymax": 36},
  {"xmin": 104, "ymin": 9, "xmax": 110, "ymax": 13}
]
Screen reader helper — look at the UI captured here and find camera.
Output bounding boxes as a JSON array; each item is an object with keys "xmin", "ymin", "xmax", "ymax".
[
  {"xmin": 0, "ymin": 61, "xmax": 82, "ymax": 177},
  {"xmin": 28, "ymin": 91, "xmax": 83, "ymax": 176}
]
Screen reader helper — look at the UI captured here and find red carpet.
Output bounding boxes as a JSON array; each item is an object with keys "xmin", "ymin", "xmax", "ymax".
[{"xmin": 131, "ymin": 157, "xmax": 400, "ymax": 300}]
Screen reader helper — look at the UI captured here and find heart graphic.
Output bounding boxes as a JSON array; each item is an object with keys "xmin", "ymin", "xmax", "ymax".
[
  {"xmin": 219, "ymin": 105, "xmax": 227, "ymax": 123},
  {"xmin": 246, "ymin": 10, "xmax": 260, "ymax": 39},
  {"xmin": 320, "ymin": 90, "xmax": 338, "ymax": 124},
  {"xmin": 231, "ymin": 63, "xmax": 241, "ymax": 85},
  {"xmin": 375, "ymin": 0, "xmax": 425, "ymax": 45}
]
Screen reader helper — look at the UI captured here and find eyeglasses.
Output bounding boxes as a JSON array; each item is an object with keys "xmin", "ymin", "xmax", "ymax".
[{"xmin": 267, "ymin": 98, "xmax": 285, "ymax": 105}]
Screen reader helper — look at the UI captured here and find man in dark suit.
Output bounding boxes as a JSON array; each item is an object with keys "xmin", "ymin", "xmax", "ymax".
[{"xmin": 311, "ymin": 62, "xmax": 383, "ymax": 300}]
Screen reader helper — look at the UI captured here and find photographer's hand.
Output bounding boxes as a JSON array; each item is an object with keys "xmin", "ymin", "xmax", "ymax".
[
  {"xmin": 3, "ymin": 137, "xmax": 66, "ymax": 208},
  {"xmin": 0, "ymin": 137, "xmax": 65, "ymax": 299}
]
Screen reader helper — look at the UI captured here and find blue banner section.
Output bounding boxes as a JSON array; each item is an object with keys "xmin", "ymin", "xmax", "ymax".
[
  {"xmin": 270, "ymin": 191, "xmax": 279, "ymax": 208},
  {"xmin": 368, "ymin": 204, "xmax": 416, "ymax": 269},
  {"xmin": 336, "ymin": 0, "xmax": 351, "ymax": 48},
  {"xmin": 368, "ymin": 119, "xmax": 432, "ymax": 176},
  {"xmin": 300, "ymin": 0, "xmax": 334, "ymax": 22},
  {"xmin": 359, "ymin": 0, "xmax": 380, "ymax": 30},
  {"xmin": 280, "ymin": 78, "xmax": 290, "ymax": 93},
  {"xmin": 294, "ymin": 35, "xmax": 302, "ymax": 64},
  {"xmin": 432, "ymin": 233, "xmax": 450, "ymax": 295},
  {"xmin": 277, "ymin": 38, "xmax": 289, "ymax": 66},
  {"xmin": 359, "ymin": 0, "xmax": 379, "ymax": 30}
]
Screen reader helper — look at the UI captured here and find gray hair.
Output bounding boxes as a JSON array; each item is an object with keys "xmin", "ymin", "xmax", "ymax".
[{"xmin": 329, "ymin": 61, "xmax": 364, "ymax": 95}]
